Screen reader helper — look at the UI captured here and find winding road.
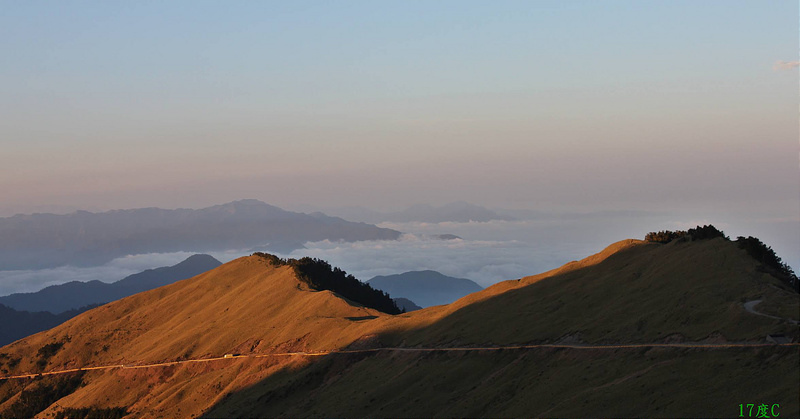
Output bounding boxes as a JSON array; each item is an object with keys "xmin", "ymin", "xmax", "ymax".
[
  {"xmin": 743, "ymin": 299, "xmax": 799, "ymax": 325},
  {"xmin": 1, "ymin": 341, "xmax": 797, "ymax": 381}
]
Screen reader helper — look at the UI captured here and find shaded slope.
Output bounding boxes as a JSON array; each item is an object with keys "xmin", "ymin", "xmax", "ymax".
[
  {"xmin": 368, "ymin": 270, "xmax": 483, "ymax": 307},
  {"xmin": 388, "ymin": 238, "xmax": 798, "ymax": 347},
  {"xmin": 203, "ymin": 237, "xmax": 799, "ymax": 418},
  {"xmin": 203, "ymin": 344, "xmax": 797, "ymax": 419},
  {"xmin": 0, "ymin": 254, "xmax": 222, "ymax": 314}
]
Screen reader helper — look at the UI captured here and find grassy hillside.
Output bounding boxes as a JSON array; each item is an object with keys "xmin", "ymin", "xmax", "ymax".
[
  {"xmin": 0, "ymin": 257, "xmax": 391, "ymax": 418},
  {"xmin": 203, "ymin": 237, "xmax": 799, "ymax": 418},
  {"xmin": 388, "ymin": 238, "xmax": 798, "ymax": 346},
  {"xmin": 204, "ymin": 346, "xmax": 797, "ymax": 418},
  {"xmin": 0, "ymin": 234, "xmax": 797, "ymax": 418}
]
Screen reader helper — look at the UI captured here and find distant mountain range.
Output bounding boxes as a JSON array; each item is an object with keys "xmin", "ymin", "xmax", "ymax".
[
  {"xmin": 326, "ymin": 202, "xmax": 515, "ymax": 224},
  {"xmin": 0, "ymin": 304, "xmax": 99, "ymax": 347},
  {"xmin": 0, "ymin": 200, "xmax": 400, "ymax": 270},
  {"xmin": 368, "ymin": 270, "xmax": 484, "ymax": 307},
  {"xmin": 0, "ymin": 254, "xmax": 221, "ymax": 314}
]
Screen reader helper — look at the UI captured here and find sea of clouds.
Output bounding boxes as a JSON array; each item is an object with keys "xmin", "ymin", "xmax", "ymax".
[
  {"xmin": 0, "ymin": 219, "xmax": 595, "ymax": 296},
  {"xmin": 1, "ymin": 213, "xmax": 796, "ymax": 298}
]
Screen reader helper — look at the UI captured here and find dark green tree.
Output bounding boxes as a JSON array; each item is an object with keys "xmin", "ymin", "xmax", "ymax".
[{"xmin": 254, "ymin": 253, "xmax": 402, "ymax": 314}]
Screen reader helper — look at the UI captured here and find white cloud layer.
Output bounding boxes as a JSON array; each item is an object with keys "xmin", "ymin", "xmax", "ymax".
[
  {"xmin": 281, "ymin": 233, "xmax": 560, "ymax": 287},
  {"xmin": 278, "ymin": 218, "xmax": 649, "ymax": 287},
  {"xmin": 1, "ymin": 214, "xmax": 796, "ymax": 297}
]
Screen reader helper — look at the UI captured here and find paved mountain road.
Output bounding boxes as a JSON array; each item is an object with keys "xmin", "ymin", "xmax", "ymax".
[
  {"xmin": 1, "ymin": 341, "xmax": 797, "ymax": 381},
  {"xmin": 744, "ymin": 299, "xmax": 799, "ymax": 325}
]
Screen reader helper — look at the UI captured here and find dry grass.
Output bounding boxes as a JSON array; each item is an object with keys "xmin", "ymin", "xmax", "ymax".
[{"xmin": 0, "ymin": 237, "xmax": 797, "ymax": 418}]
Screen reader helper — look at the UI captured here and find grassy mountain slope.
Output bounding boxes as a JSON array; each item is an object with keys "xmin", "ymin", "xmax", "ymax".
[
  {"xmin": 0, "ymin": 236, "xmax": 797, "ymax": 418},
  {"xmin": 386, "ymin": 238, "xmax": 798, "ymax": 347},
  {"xmin": 204, "ymin": 238, "xmax": 799, "ymax": 418},
  {"xmin": 204, "ymin": 343, "xmax": 796, "ymax": 418},
  {"xmin": 0, "ymin": 257, "xmax": 392, "ymax": 418}
]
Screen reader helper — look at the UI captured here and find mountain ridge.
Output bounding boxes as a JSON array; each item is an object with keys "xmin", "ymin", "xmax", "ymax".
[
  {"xmin": 0, "ymin": 200, "xmax": 401, "ymax": 270},
  {"xmin": 0, "ymin": 304, "xmax": 100, "ymax": 347},
  {"xmin": 322, "ymin": 202, "xmax": 514, "ymax": 224},
  {"xmin": 0, "ymin": 232, "xmax": 797, "ymax": 418}
]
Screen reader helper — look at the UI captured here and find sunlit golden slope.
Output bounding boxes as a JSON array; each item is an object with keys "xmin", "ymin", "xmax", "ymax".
[
  {"xmin": 0, "ymin": 256, "xmax": 391, "ymax": 417},
  {"xmin": 0, "ymin": 237, "xmax": 797, "ymax": 418}
]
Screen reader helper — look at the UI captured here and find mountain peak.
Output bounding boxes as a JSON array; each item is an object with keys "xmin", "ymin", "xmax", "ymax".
[
  {"xmin": 205, "ymin": 199, "xmax": 285, "ymax": 216},
  {"xmin": 174, "ymin": 254, "xmax": 221, "ymax": 266}
]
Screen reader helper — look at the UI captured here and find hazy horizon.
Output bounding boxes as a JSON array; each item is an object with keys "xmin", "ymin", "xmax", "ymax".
[
  {"xmin": 1, "ymin": 2, "xmax": 798, "ymax": 292},
  {"xmin": 0, "ymin": 198, "xmax": 796, "ymax": 298}
]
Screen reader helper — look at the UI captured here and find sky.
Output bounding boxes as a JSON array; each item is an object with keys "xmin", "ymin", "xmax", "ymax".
[
  {"xmin": 1, "ymin": 1, "xmax": 797, "ymax": 215},
  {"xmin": 0, "ymin": 1, "xmax": 798, "ymax": 291}
]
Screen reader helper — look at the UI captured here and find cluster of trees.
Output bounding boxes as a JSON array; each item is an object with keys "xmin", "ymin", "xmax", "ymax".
[
  {"xmin": 36, "ymin": 340, "xmax": 66, "ymax": 370},
  {"xmin": 1, "ymin": 374, "xmax": 84, "ymax": 418},
  {"xmin": 254, "ymin": 253, "xmax": 403, "ymax": 314},
  {"xmin": 644, "ymin": 224, "xmax": 726, "ymax": 244},
  {"xmin": 644, "ymin": 225, "xmax": 798, "ymax": 293},
  {"xmin": 36, "ymin": 342, "xmax": 64, "ymax": 359},
  {"xmin": 735, "ymin": 236, "xmax": 799, "ymax": 293},
  {"xmin": 687, "ymin": 225, "xmax": 727, "ymax": 240},
  {"xmin": 644, "ymin": 230, "xmax": 685, "ymax": 243},
  {"xmin": 0, "ymin": 352, "xmax": 21, "ymax": 375}
]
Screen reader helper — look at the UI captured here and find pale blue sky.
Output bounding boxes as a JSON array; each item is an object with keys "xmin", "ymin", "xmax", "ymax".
[{"xmin": 0, "ymin": 1, "xmax": 797, "ymax": 216}]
